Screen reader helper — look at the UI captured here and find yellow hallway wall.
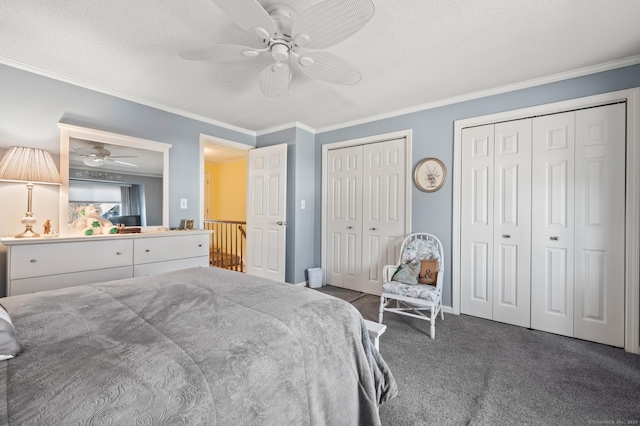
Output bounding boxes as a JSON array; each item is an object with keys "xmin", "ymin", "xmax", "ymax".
[{"xmin": 205, "ymin": 159, "xmax": 247, "ymax": 221}]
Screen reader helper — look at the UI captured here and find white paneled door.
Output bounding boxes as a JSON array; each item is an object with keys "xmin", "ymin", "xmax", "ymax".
[
  {"xmin": 326, "ymin": 146, "xmax": 363, "ymax": 290},
  {"xmin": 531, "ymin": 111, "xmax": 576, "ymax": 337},
  {"xmin": 493, "ymin": 120, "xmax": 532, "ymax": 328},
  {"xmin": 460, "ymin": 124, "xmax": 495, "ymax": 320},
  {"xmin": 246, "ymin": 144, "xmax": 287, "ymax": 282},
  {"xmin": 531, "ymin": 105, "xmax": 625, "ymax": 346},
  {"xmin": 362, "ymin": 139, "xmax": 406, "ymax": 295},
  {"xmin": 460, "ymin": 120, "xmax": 532, "ymax": 327},
  {"xmin": 573, "ymin": 104, "xmax": 625, "ymax": 347},
  {"xmin": 461, "ymin": 103, "xmax": 626, "ymax": 347},
  {"xmin": 326, "ymin": 138, "xmax": 407, "ymax": 295}
]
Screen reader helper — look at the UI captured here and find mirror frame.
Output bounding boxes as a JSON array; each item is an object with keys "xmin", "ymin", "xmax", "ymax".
[{"xmin": 58, "ymin": 123, "xmax": 172, "ymax": 235}]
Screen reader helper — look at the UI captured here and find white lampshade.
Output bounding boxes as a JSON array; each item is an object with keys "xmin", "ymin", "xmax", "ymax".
[
  {"xmin": 0, "ymin": 146, "xmax": 60, "ymax": 238},
  {"xmin": 0, "ymin": 146, "xmax": 61, "ymax": 184}
]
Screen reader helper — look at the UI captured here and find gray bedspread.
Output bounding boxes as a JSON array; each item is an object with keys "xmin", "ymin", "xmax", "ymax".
[{"xmin": 0, "ymin": 267, "xmax": 397, "ymax": 425}]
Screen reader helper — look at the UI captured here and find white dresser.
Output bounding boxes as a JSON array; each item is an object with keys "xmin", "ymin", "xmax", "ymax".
[{"xmin": 1, "ymin": 230, "xmax": 212, "ymax": 296}]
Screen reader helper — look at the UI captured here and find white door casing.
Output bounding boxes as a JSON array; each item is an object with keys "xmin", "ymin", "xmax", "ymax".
[
  {"xmin": 573, "ymin": 104, "xmax": 625, "ymax": 347},
  {"xmin": 246, "ymin": 144, "xmax": 287, "ymax": 282},
  {"xmin": 531, "ymin": 111, "xmax": 576, "ymax": 337},
  {"xmin": 362, "ymin": 139, "xmax": 407, "ymax": 295}
]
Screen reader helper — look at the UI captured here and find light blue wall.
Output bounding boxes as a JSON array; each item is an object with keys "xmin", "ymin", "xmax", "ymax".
[
  {"xmin": 315, "ymin": 63, "xmax": 640, "ymax": 307},
  {"xmin": 0, "ymin": 63, "xmax": 255, "ymax": 230}
]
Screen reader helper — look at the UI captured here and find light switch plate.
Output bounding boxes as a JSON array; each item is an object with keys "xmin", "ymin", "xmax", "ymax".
[{"xmin": 180, "ymin": 198, "xmax": 187, "ymax": 209}]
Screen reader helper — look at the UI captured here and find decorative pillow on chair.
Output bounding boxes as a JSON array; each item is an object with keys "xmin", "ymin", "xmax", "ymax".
[
  {"xmin": 418, "ymin": 259, "xmax": 439, "ymax": 285},
  {"xmin": 0, "ymin": 304, "xmax": 21, "ymax": 360},
  {"xmin": 392, "ymin": 261, "xmax": 421, "ymax": 285}
]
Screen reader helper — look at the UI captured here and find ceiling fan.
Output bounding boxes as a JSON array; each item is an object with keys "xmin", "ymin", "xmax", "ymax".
[
  {"xmin": 180, "ymin": 0, "xmax": 375, "ymax": 96},
  {"xmin": 73, "ymin": 143, "xmax": 139, "ymax": 168}
]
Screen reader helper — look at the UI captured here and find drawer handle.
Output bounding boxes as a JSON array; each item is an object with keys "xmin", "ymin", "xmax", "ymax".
[
  {"xmin": 30, "ymin": 259, "xmax": 37, "ymax": 263},
  {"xmin": 116, "ymin": 252, "xmax": 122, "ymax": 255},
  {"xmin": 503, "ymin": 234, "xmax": 511, "ymax": 238},
  {"xmin": 198, "ymin": 244, "xmax": 202, "ymax": 247},
  {"xmin": 550, "ymin": 236, "xmax": 559, "ymax": 241},
  {"xmin": 146, "ymin": 249, "xmax": 150, "ymax": 252}
]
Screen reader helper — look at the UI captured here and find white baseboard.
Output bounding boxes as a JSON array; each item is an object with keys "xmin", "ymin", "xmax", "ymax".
[{"xmin": 293, "ymin": 281, "xmax": 307, "ymax": 287}]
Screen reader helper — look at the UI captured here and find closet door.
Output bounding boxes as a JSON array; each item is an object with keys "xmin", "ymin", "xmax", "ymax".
[
  {"xmin": 573, "ymin": 104, "xmax": 625, "ymax": 347},
  {"xmin": 460, "ymin": 124, "xmax": 495, "ymax": 320},
  {"xmin": 531, "ymin": 111, "xmax": 575, "ymax": 337},
  {"xmin": 326, "ymin": 146, "xmax": 363, "ymax": 290},
  {"xmin": 361, "ymin": 139, "xmax": 406, "ymax": 295},
  {"xmin": 492, "ymin": 120, "xmax": 532, "ymax": 328}
]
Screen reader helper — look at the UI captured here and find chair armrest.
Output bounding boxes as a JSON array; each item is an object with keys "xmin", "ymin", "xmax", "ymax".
[{"xmin": 383, "ymin": 264, "xmax": 398, "ymax": 283}]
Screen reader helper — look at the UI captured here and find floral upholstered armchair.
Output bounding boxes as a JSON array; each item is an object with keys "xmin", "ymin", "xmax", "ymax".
[{"xmin": 379, "ymin": 233, "xmax": 444, "ymax": 339}]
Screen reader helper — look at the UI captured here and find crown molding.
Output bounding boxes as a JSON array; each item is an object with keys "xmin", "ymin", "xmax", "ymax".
[
  {"xmin": 0, "ymin": 56, "xmax": 256, "ymax": 138},
  {"xmin": 314, "ymin": 55, "xmax": 640, "ymax": 134},
  {"xmin": 256, "ymin": 121, "xmax": 316, "ymax": 136},
  {"xmin": 3, "ymin": 54, "xmax": 639, "ymax": 138}
]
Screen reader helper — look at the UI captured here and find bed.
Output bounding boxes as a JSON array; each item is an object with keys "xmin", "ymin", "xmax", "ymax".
[{"xmin": 0, "ymin": 267, "xmax": 397, "ymax": 425}]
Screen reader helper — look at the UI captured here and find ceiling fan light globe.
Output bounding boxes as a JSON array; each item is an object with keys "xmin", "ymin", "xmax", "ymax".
[
  {"xmin": 82, "ymin": 158, "xmax": 103, "ymax": 167},
  {"xmin": 294, "ymin": 34, "xmax": 310, "ymax": 47},
  {"xmin": 271, "ymin": 43, "xmax": 289, "ymax": 62},
  {"xmin": 299, "ymin": 56, "xmax": 314, "ymax": 67}
]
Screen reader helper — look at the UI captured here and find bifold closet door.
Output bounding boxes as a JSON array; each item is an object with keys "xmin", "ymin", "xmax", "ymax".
[
  {"xmin": 573, "ymin": 104, "xmax": 625, "ymax": 347},
  {"xmin": 361, "ymin": 139, "xmax": 406, "ymax": 295},
  {"xmin": 531, "ymin": 104, "xmax": 625, "ymax": 347},
  {"xmin": 531, "ymin": 111, "xmax": 576, "ymax": 337},
  {"xmin": 326, "ymin": 146, "xmax": 363, "ymax": 290},
  {"xmin": 460, "ymin": 121, "xmax": 532, "ymax": 326},
  {"xmin": 492, "ymin": 120, "xmax": 532, "ymax": 327},
  {"xmin": 460, "ymin": 124, "xmax": 495, "ymax": 320}
]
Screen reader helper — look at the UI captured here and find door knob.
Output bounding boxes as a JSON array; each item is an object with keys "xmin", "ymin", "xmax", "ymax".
[{"xmin": 277, "ymin": 221, "xmax": 287, "ymax": 226}]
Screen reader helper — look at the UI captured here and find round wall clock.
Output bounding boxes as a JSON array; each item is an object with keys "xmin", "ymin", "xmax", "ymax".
[{"xmin": 414, "ymin": 158, "xmax": 446, "ymax": 192}]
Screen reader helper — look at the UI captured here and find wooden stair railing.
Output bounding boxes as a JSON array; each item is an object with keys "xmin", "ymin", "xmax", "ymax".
[{"xmin": 204, "ymin": 219, "xmax": 246, "ymax": 272}]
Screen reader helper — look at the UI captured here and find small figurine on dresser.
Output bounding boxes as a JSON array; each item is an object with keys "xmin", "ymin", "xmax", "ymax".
[
  {"xmin": 69, "ymin": 206, "xmax": 118, "ymax": 236},
  {"xmin": 43, "ymin": 219, "xmax": 51, "ymax": 235}
]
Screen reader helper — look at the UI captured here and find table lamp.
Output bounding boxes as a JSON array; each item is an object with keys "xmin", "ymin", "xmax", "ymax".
[{"xmin": 0, "ymin": 146, "xmax": 61, "ymax": 238}]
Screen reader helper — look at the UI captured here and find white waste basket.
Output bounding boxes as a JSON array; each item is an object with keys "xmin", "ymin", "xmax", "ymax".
[{"xmin": 307, "ymin": 268, "xmax": 323, "ymax": 288}]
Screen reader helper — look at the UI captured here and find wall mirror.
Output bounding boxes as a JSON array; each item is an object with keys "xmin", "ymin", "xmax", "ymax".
[{"xmin": 58, "ymin": 123, "xmax": 171, "ymax": 234}]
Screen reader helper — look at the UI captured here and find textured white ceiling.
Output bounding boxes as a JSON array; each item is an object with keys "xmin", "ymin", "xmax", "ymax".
[{"xmin": 1, "ymin": 0, "xmax": 640, "ymax": 133}]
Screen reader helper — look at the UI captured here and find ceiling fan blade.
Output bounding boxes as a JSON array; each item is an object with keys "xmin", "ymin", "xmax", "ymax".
[
  {"xmin": 292, "ymin": 0, "xmax": 375, "ymax": 50},
  {"xmin": 297, "ymin": 52, "xmax": 362, "ymax": 85},
  {"xmin": 106, "ymin": 158, "xmax": 138, "ymax": 167},
  {"xmin": 210, "ymin": 0, "xmax": 275, "ymax": 39},
  {"xmin": 258, "ymin": 62, "xmax": 291, "ymax": 97},
  {"xmin": 180, "ymin": 44, "xmax": 263, "ymax": 62}
]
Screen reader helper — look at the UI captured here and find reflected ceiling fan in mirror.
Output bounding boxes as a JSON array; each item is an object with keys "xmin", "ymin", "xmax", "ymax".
[
  {"xmin": 72, "ymin": 143, "xmax": 139, "ymax": 168},
  {"xmin": 180, "ymin": 0, "xmax": 375, "ymax": 96}
]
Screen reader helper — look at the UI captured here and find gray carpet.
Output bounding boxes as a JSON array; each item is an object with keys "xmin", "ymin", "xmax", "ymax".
[{"xmin": 314, "ymin": 285, "xmax": 640, "ymax": 426}]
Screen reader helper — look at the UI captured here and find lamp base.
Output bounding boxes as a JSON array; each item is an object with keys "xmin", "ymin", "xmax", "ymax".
[
  {"xmin": 15, "ymin": 228, "xmax": 40, "ymax": 238},
  {"xmin": 15, "ymin": 213, "xmax": 39, "ymax": 238}
]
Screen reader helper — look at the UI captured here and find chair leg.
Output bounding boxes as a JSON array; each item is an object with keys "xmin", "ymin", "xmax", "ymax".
[
  {"xmin": 378, "ymin": 295, "xmax": 384, "ymax": 323},
  {"xmin": 430, "ymin": 309, "xmax": 436, "ymax": 339},
  {"xmin": 440, "ymin": 301, "xmax": 444, "ymax": 320}
]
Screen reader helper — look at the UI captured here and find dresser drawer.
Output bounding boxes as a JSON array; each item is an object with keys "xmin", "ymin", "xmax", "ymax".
[
  {"xmin": 133, "ymin": 256, "xmax": 209, "ymax": 277},
  {"xmin": 134, "ymin": 234, "xmax": 209, "ymax": 265},
  {"xmin": 10, "ymin": 239, "xmax": 133, "ymax": 280},
  {"xmin": 9, "ymin": 266, "xmax": 134, "ymax": 296}
]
